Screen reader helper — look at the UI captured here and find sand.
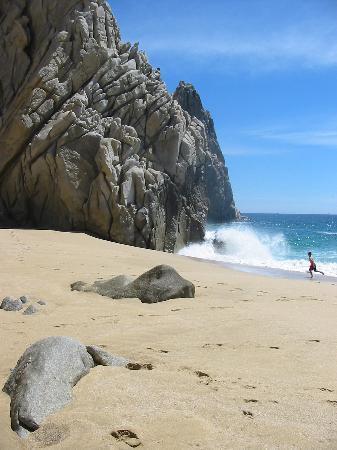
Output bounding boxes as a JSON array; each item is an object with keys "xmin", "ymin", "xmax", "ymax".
[{"xmin": 0, "ymin": 229, "xmax": 337, "ymax": 449}]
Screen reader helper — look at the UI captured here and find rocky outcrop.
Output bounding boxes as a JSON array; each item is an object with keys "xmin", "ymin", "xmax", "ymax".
[
  {"xmin": 0, "ymin": 0, "xmax": 238, "ymax": 251},
  {"xmin": 173, "ymin": 81, "xmax": 238, "ymax": 222},
  {"xmin": 71, "ymin": 264, "xmax": 195, "ymax": 303}
]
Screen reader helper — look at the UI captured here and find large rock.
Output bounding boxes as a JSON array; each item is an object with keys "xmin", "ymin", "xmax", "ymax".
[
  {"xmin": 131, "ymin": 265, "xmax": 195, "ymax": 303},
  {"xmin": 0, "ymin": 0, "xmax": 238, "ymax": 252},
  {"xmin": 71, "ymin": 264, "xmax": 195, "ymax": 303},
  {"xmin": 3, "ymin": 337, "xmax": 128, "ymax": 437}
]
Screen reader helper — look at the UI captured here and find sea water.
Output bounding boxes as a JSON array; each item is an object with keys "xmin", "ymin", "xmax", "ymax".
[{"xmin": 179, "ymin": 213, "xmax": 337, "ymax": 278}]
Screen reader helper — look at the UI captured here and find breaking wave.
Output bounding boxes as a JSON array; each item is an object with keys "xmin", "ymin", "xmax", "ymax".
[{"xmin": 179, "ymin": 223, "xmax": 337, "ymax": 278}]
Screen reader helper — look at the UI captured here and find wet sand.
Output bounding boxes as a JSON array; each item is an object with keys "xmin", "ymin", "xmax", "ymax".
[{"xmin": 1, "ymin": 229, "xmax": 337, "ymax": 449}]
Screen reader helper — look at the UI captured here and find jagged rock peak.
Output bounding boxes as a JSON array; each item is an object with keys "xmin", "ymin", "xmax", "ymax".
[
  {"xmin": 173, "ymin": 81, "xmax": 208, "ymax": 124},
  {"xmin": 0, "ymin": 0, "xmax": 238, "ymax": 251},
  {"xmin": 174, "ymin": 81, "xmax": 239, "ymax": 222}
]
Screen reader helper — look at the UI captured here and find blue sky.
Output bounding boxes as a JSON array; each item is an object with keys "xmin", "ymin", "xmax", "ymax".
[{"xmin": 110, "ymin": 0, "xmax": 337, "ymax": 214}]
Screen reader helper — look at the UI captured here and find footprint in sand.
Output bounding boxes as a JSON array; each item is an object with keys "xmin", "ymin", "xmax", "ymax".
[
  {"xmin": 327, "ymin": 400, "xmax": 337, "ymax": 406},
  {"xmin": 269, "ymin": 346, "xmax": 280, "ymax": 350},
  {"xmin": 195, "ymin": 370, "xmax": 213, "ymax": 386},
  {"xmin": 244, "ymin": 385, "xmax": 256, "ymax": 390},
  {"xmin": 276, "ymin": 297, "xmax": 291, "ymax": 302},
  {"xmin": 307, "ymin": 339, "xmax": 320, "ymax": 343},
  {"xmin": 126, "ymin": 362, "xmax": 153, "ymax": 371},
  {"xmin": 209, "ymin": 306, "xmax": 233, "ymax": 310},
  {"xmin": 111, "ymin": 430, "xmax": 142, "ymax": 448},
  {"xmin": 242, "ymin": 410, "xmax": 254, "ymax": 418},
  {"xmin": 320, "ymin": 388, "xmax": 334, "ymax": 392},
  {"xmin": 244, "ymin": 399, "xmax": 258, "ymax": 403},
  {"xmin": 202, "ymin": 343, "xmax": 224, "ymax": 349},
  {"xmin": 147, "ymin": 347, "xmax": 169, "ymax": 354}
]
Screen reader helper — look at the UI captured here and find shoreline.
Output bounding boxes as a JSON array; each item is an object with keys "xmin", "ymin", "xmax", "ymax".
[{"xmin": 186, "ymin": 256, "xmax": 336, "ymax": 283}]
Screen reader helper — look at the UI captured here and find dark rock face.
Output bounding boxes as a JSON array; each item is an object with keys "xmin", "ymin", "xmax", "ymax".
[
  {"xmin": 3, "ymin": 337, "xmax": 129, "ymax": 437},
  {"xmin": 71, "ymin": 264, "xmax": 195, "ymax": 303},
  {"xmin": 0, "ymin": 0, "xmax": 238, "ymax": 251},
  {"xmin": 173, "ymin": 81, "xmax": 238, "ymax": 222}
]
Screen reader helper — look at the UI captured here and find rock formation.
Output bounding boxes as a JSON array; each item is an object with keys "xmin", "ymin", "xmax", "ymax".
[
  {"xmin": 71, "ymin": 264, "xmax": 195, "ymax": 303},
  {"xmin": 3, "ymin": 337, "xmax": 129, "ymax": 437},
  {"xmin": 0, "ymin": 0, "xmax": 238, "ymax": 251},
  {"xmin": 173, "ymin": 81, "xmax": 237, "ymax": 222}
]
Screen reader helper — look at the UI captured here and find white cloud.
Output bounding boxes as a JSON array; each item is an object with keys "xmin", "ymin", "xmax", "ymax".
[
  {"xmin": 141, "ymin": 32, "xmax": 337, "ymax": 71},
  {"xmin": 222, "ymin": 146, "xmax": 286, "ymax": 156},
  {"xmin": 248, "ymin": 129, "xmax": 337, "ymax": 147},
  {"xmin": 132, "ymin": 4, "xmax": 337, "ymax": 72}
]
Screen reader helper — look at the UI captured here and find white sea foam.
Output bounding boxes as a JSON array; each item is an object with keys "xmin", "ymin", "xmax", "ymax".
[
  {"xmin": 317, "ymin": 231, "xmax": 337, "ymax": 236},
  {"xmin": 179, "ymin": 224, "xmax": 337, "ymax": 278}
]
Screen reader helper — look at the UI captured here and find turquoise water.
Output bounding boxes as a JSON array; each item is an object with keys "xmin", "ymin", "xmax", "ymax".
[{"xmin": 179, "ymin": 213, "xmax": 337, "ymax": 278}]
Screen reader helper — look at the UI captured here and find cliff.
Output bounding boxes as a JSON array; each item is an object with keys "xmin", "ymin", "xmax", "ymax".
[
  {"xmin": 0, "ymin": 0, "xmax": 238, "ymax": 251},
  {"xmin": 173, "ymin": 81, "xmax": 237, "ymax": 222}
]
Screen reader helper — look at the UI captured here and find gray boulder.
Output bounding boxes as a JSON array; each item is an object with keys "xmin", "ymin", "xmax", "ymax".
[
  {"xmin": 86, "ymin": 345, "xmax": 129, "ymax": 367},
  {"xmin": 23, "ymin": 304, "xmax": 39, "ymax": 315},
  {"xmin": 71, "ymin": 275, "xmax": 135, "ymax": 299},
  {"xmin": 3, "ymin": 337, "xmax": 129, "ymax": 438},
  {"xmin": 131, "ymin": 265, "xmax": 195, "ymax": 303},
  {"xmin": 19, "ymin": 296, "xmax": 29, "ymax": 304},
  {"xmin": 3, "ymin": 337, "xmax": 94, "ymax": 437},
  {"xmin": 0, "ymin": 297, "xmax": 23, "ymax": 311},
  {"xmin": 71, "ymin": 264, "xmax": 195, "ymax": 303}
]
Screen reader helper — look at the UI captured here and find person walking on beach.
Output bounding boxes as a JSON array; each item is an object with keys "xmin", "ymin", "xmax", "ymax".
[{"xmin": 308, "ymin": 252, "xmax": 324, "ymax": 278}]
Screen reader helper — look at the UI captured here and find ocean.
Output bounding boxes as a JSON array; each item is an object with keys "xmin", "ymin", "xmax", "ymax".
[{"xmin": 179, "ymin": 213, "xmax": 337, "ymax": 279}]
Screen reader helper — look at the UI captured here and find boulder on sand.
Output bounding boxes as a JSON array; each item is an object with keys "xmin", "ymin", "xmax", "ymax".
[
  {"xmin": 131, "ymin": 265, "xmax": 195, "ymax": 303},
  {"xmin": 23, "ymin": 304, "xmax": 39, "ymax": 315},
  {"xmin": 3, "ymin": 337, "xmax": 129, "ymax": 437},
  {"xmin": 71, "ymin": 265, "xmax": 195, "ymax": 303},
  {"xmin": 0, "ymin": 296, "xmax": 23, "ymax": 311},
  {"xmin": 86, "ymin": 345, "xmax": 128, "ymax": 367}
]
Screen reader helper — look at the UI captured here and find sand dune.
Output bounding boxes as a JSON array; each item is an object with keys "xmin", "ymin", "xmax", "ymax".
[{"xmin": 1, "ymin": 229, "xmax": 337, "ymax": 449}]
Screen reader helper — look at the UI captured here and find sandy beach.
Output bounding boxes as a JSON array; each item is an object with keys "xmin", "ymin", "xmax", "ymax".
[{"xmin": 1, "ymin": 229, "xmax": 337, "ymax": 449}]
